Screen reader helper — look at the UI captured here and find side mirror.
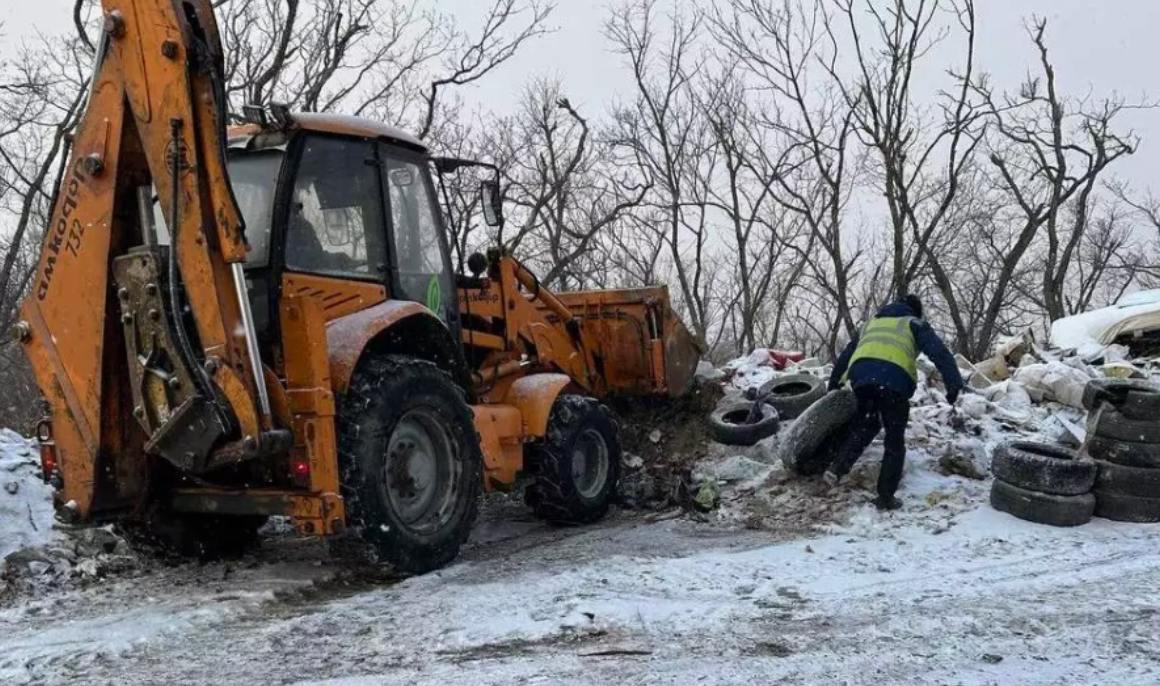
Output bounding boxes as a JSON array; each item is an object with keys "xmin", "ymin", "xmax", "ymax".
[{"xmin": 480, "ymin": 179, "xmax": 504, "ymax": 228}]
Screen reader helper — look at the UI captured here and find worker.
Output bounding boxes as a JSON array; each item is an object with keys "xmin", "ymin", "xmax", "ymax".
[{"xmin": 825, "ymin": 294, "xmax": 964, "ymax": 510}]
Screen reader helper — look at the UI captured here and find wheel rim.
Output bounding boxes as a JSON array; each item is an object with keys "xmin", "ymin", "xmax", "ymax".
[
  {"xmin": 382, "ymin": 408, "xmax": 460, "ymax": 535},
  {"xmin": 572, "ymin": 427, "xmax": 610, "ymax": 500}
]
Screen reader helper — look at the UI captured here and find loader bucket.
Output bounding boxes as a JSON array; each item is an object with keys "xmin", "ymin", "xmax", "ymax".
[{"xmin": 552, "ymin": 286, "xmax": 704, "ymax": 398}]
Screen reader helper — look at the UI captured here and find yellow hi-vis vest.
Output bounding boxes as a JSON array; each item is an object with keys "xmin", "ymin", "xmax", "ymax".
[{"xmin": 845, "ymin": 316, "xmax": 918, "ymax": 382}]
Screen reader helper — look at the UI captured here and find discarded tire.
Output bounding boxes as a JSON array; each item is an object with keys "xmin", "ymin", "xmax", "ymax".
[
  {"xmin": 1082, "ymin": 378, "xmax": 1160, "ymax": 420},
  {"xmin": 990, "ymin": 479, "xmax": 1095, "ymax": 527},
  {"xmin": 1091, "ymin": 457, "xmax": 1160, "ymax": 523},
  {"xmin": 707, "ymin": 400, "xmax": 780, "ymax": 446},
  {"xmin": 796, "ymin": 420, "xmax": 853, "ymax": 476},
  {"xmin": 991, "ymin": 441, "xmax": 1096, "ymax": 496},
  {"xmin": 1093, "ymin": 489, "xmax": 1160, "ymax": 523},
  {"xmin": 776, "ymin": 389, "xmax": 857, "ymax": 474},
  {"xmin": 1094, "ymin": 459, "xmax": 1160, "ymax": 499},
  {"xmin": 1092, "ymin": 407, "xmax": 1160, "ymax": 445},
  {"xmin": 757, "ymin": 374, "xmax": 826, "ymax": 419},
  {"xmin": 1086, "ymin": 435, "xmax": 1160, "ymax": 469}
]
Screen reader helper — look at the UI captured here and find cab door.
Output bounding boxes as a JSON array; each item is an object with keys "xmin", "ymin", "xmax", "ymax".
[
  {"xmin": 378, "ymin": 144, "xmax": 458, "ymax": 330},
  {"xmin": 278, "ymin": 134, "xmax": 389, "ymax": 321}
]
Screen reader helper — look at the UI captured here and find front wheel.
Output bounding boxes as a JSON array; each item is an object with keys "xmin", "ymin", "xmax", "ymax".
[
  {"xmin": 525, "ymin": 395, "xmax": 621, "ymax": 525},
  {"xmin": 337, "ymin": 356, "xmax": 481, "ymax": 574}
]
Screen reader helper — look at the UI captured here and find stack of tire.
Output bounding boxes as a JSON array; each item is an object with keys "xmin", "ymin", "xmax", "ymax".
[
  {"xmin": 1082, "ymin": 379, "xmax": 1160, "ymax": 523},
  {"xmin": 707, "ymin": 374, "xmax": 826, "ymax": 446},
  {"xmin": 990, "ymin": 441, "xmax": 1097, "ymax": 527}
]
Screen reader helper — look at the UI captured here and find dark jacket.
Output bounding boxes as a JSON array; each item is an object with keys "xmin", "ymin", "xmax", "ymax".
[{"xmin": 828, "ymin": 301, "xmax": 964, "ymax": 399}]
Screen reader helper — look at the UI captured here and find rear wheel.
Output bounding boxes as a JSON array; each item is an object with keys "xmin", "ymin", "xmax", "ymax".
[
  {"xmin": 526, "ymin": 395, "xmax": 620, "ymax": 525},
  {"xmin": 337, "ymin": 356, "xmax": 481, "ymax": 574}
]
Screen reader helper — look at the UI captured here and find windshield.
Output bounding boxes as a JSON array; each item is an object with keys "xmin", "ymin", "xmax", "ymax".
[
  {"xmin": 227, "ymin": 150, "xmax": 284, "ymax": 268},
  {"xmin": 147, "ymin": 150, "xmax": 282, "ymax": 267}
]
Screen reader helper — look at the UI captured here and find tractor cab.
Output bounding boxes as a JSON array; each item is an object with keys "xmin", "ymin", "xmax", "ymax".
[{"xmin": 224, "ymin": 112, "xmax": 460, "ymax": 341}]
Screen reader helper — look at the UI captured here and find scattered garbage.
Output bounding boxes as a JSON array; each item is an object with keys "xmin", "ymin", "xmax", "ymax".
[{"xmin": 690, "ymin": 321, "xmax": 1160, "ymax": 535}]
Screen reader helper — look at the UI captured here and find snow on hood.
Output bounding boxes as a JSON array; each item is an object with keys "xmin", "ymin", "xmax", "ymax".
[{"xmin": 1050, "ymin": 289, "xmax": 1160, "ymax": 351}]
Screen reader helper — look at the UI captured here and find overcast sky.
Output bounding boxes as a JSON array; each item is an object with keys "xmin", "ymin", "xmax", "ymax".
[{"xmin": 4, "ymin": 1, "xmax": 1159, "ymax": 189}]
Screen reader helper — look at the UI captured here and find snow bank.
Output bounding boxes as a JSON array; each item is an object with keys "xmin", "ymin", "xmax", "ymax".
[
  {"xmin": 1, "ymin": 429, "xmax": 139, "ymax": 596},
  {"xmin": 0, "ymin": 430, "xmax": 59, "ymax": 573}
]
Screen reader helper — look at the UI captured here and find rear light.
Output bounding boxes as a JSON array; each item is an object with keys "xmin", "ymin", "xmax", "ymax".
[
  {"xmin": 291, "ymin": 459, "xmax": 310, "ymax": 487},
  {"xmin": 36, "ymin": 419, "xmax": 58, "ymax": 485}
]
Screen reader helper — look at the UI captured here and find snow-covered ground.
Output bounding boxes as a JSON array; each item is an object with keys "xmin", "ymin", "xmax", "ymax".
[
  {"xmin": 1, "ymin": 488, "xmax": 1159, "ymax": 685},
  {"xmin": 3, "ymin": 347, "xmax": 1160, "ymax": 684},
  {"xmin": 0, "ymin": 430, "xmax": 59, "ymax": 569}
]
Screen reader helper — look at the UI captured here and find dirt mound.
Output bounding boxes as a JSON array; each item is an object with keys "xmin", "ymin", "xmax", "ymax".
[{"xmin": 607, "ymin": 381, "xmax": 722, "ymax": 509}]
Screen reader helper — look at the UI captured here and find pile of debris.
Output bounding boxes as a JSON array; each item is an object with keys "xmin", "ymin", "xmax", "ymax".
[{"xmin": 681, "ymin": 331, "xmax": 1160, "ymax": 534}]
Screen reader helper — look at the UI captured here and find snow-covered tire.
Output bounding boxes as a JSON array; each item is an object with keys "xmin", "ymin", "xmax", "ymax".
[
  {"xmin": 1082, "ymin": 379, "xmax": 1160, "ymax": 420},
  {"xmin": 776, "ymin": 389, "xmax": 857, "ymax": 473},
  {"xmin": 525, "ymin": 395, "xmax": 620, "ymax": 525},
  {"xmin": 1093, "ymin": 489, "xmax": 1160, "ymax": 523},
  {"xmin": 338, "ymin": 356, "xmax": 481, "ymax": 575},
  {"xmin": 1094, "ymin": 459, "xmax": 1160, "ymax": 498},
  {"xmin": 991, "ymin": 441, "xmax": 1096, "ymax": 496},
  {"xmin": 990, "ymin": 479, "xmax": 1094, "ymax": 527},
  {"xmin": 758, "ymin": 374, "xmax": 826, "ymax": 419},
  {"xmin": 707, "ymin": 400, "xmax": 780, "ymax": 446},
  {"xmin": 1086, "ymin": 435, "xmax": 1160, "ymax": 469},
  {"xmin": 1093, "ymin": 408, "xmax": 1160, "ymax": 444}
]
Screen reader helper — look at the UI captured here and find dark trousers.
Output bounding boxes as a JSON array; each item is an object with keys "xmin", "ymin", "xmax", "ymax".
[{"xmin": 830, "ymin": 385, "xmax": 910, "ymax": 498}]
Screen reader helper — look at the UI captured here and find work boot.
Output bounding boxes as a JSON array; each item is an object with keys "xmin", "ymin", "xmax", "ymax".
[{"xmin": 873, "ymin": 494, "xmax": 902, "ymax": 511}]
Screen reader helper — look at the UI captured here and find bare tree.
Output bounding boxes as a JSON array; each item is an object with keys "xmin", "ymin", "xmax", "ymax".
[
  {"xmin": 606, "ymin": 0, "xmax": 717, "ymax": 343},
  {"xmin": 493, "ymin": 80, "xmax": 649, "ymax": 289},
  {"xmin": 825, "ymin": 0, "xmax": 986, "ymax": 299},
  {"xmin": 710, "ymin": 0, "xmax": 864, "ymax": 355},
  {"xmin": 0, "ymin": 35, "xmax": 91, "ymax": 332},
  {"xmin": 217, "ymin": 0, "xmax": 551, "ymax": 137}
]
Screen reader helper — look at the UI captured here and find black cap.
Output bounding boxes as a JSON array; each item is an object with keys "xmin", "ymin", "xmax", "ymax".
[{"xmin": 902, "ymin": 293, "xmax": 924, "ymax": 319}]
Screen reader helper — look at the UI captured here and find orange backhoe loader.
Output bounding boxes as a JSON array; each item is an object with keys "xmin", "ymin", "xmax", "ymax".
[{"xmin": 15, "ymin": 0, "xmax": 701, "ymax": 572}]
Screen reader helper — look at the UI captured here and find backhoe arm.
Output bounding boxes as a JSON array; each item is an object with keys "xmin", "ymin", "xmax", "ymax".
[{"xmin": 18, "ymin": 0, "xmax": 268, "ymax": 516}]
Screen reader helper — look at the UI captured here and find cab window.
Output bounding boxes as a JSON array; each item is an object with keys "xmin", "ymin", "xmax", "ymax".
[
  {"xmin": 285, "ymin": 136, "xmax": 385, "ymax": 279},
  {"xmin": 384, "ymin": 150, "xmax": 453, "ymax": 318}
]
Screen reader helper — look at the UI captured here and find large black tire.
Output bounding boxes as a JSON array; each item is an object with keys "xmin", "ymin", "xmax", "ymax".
[
  {"xmin": 1094, "ymin": 459, "xmax": 1160, "ymax": 499},
  {"xmin": 1093, "ymin": 489, "xmax": 1160, "ymax": 523},
  {"xmin": 337, "ymin": 356, "xmax": 481, "ymax": 574},
  {"xmin": 775, "ymin": 389, "xmax": 858, "ymax": 474},
  {"xmin": 758, "ymin": 374, "xmax": 826, "ymax": 419},
  {"xmin": 707, "ymin": 400, "xmax": 780, "ymax": 446},
  {"xmin": 991, "ymin": 441, "xmax": 1096, "ymax": 496},
  {"xmin": 1093, "ymin": 408, "xmax": 1160, "ymax": 444},
  {"xmin": 526, "ymin": 395, "xmax": 620, "ymax": 525},
  {"xmin": 1082, "ymin": 379, "xmax": 1160, "ymax": 420},
  {"xmin": 990, "ymin": 479, "xmax": 1094, "ymax": 527},
  {"xmin": 1086, "ymin": 435, "xmax": 1160, "ymax": 469}
]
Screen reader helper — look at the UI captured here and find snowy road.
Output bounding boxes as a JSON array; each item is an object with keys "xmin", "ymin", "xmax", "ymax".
[{"xmin": 2, "ymin": 494, "xmax": 1159, "ymax": 686}]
